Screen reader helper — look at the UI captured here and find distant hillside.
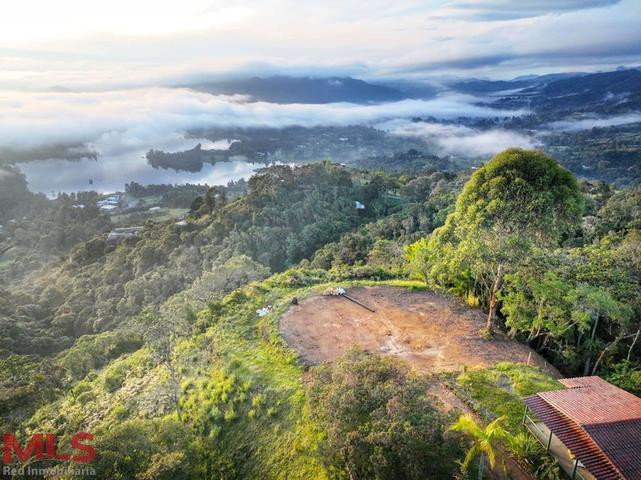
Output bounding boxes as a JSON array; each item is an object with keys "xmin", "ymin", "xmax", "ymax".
[
  {"xmin": 540, "ymin": 69, "xmax": 641, "ymax": 97},
  {"xmin": 449, "ymin": 72, "xmax": 583, "ymax": 94},
  {"xmin": 511, "ymin": 72, "xmax": 586, "ymax": 83},
  {"xmin": 186, "ymin": 75, "xmax": 408, "ymax": 104},
  {"xmin": 450, "ymin": 69, "xmax": 641, "ymax": 101},
  {"xmin": 473, "ymin": 68, "xmax": 641, "ymax": 117},
  {"xmin": 450, "ymin": 78, "xmax": 533, "ymax": 94},
  {"xmin": 527, "ymin": 69, "xmax": 641, "ymax": 115}
]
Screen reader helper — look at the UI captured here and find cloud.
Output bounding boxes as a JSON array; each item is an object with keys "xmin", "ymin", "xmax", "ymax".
[
  {"xmin": 0, "ymin": 87, "xmax": 524, "ymax": 153},
  {"xmin": 379, "ymin": 119, "xmax": 538, "ymax": 157},
  {"xmin": 395, "ymin": 55, "xmax": 514, "ymax": 73},
  {"xmin": 449, "ymin": 0, "xmax": 621, "ymax": 20},
  {"xmin": 1, "ymin": 86, "xmax": 531, "ymax": 192},
  {"xmin": 544, "ymin": 112, "xmax": 641, "ymax": 131},
  {"xmin": 393, "ymin": 43, "xmax": 641, "ymax": 74},
  {"xmin": 0, "ymin": 0, "xmax": 639, "ymax": 90},
  {"xmin": 0, "ymin": 167, "xmax": 15, "ymax": 180}
]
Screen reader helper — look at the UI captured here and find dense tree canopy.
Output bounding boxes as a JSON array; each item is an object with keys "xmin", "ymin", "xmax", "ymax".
[
  {"xmin": 405, "ymin": 150, "xmax": 640, "ymax": 380},
  {"xmin": 415, "ymin": 149, "xmax": 583, "ymax": 334}
]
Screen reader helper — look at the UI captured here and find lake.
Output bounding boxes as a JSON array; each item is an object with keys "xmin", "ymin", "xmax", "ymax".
[{"xmin": 15, "ymin": 138, "xmax": 270, "ymax": 196}]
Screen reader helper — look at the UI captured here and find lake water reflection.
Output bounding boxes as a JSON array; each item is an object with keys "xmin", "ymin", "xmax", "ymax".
[{"xmin": 16, "ymin": 139, "xmax": 270, "ymax": 196}]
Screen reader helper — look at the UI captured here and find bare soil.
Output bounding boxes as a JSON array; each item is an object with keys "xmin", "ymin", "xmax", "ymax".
[{"xmin": 280, "ymin": 285, "xmax": 556, "ymax": 375}]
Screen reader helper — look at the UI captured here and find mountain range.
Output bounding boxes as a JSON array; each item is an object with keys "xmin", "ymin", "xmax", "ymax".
[{"xmin": 184, "ymin": 68, "xmax": 641, "ymax": 116}]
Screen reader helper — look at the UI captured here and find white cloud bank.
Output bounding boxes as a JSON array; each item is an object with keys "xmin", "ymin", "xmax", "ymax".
[
  {"xmin": 379, "ymin": 119, "xmax": 538, "ymax": 157},
  {"xmin": 0, "ymin": 87, "xmax": 524, "ymax": 154}
]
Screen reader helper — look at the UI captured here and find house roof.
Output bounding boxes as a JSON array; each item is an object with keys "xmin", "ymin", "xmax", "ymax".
[
  {"xmin": 544, "ymin": 377, "xmax": 641, "ymax": 425},
  {"xmin": 525, "ymin": 377, "xmax": 641, "ymax": 480}
]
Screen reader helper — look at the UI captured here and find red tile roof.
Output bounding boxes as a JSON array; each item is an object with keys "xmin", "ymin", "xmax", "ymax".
[
  {"xmin": 524, "ymin": 395, "xmax": 623, "ymax": 479},
  {"xmin": 524, "ymin": 376, "xmax": 641, "ymax": 480},
  {"xmin": 585, "ymin": 421, "xmax": 641, "ymax": 479}
]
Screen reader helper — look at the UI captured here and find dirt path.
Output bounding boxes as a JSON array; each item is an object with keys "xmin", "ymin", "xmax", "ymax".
[{"xmin": 281, "ymin": 285, "xmax": 557, "ymax": 376}]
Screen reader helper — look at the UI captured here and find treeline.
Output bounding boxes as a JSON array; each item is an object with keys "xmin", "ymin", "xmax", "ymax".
[
  {"xmin": 1, "ymin": 157, "xmax": 470, "ymax": 478},
  {"xmin": 353, "ymin": 149, "xmax": 454, "ymax": 173},
  {"xmin": 124, "ymin": 180, "xmax": 248, "ymax": 205},
  {"xmin": 146, "ymin": 145, "xmax": 206, "ymax": 172},
  {"xmin": 543, "ymin": 123, "xmax": 641, "ymax": 187},
  {"xmin": 311, "ymin": 171, "xmax": 460, "ymax": 270}
]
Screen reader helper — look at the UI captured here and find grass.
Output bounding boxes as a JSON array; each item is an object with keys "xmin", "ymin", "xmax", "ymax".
[
  {"xmin": 187, "ymin": 276, "xmax": 429, "ymax": 477},
  {"xmin": 20, "ymin": 268, "xmax": 557, "ymax": 478},
  {"xmin": 454, "ymin": 362, "xmax": 563, "ymax": 433},
  {"xmin": 137, "ymin": 194, "xmax": 163, "ymax": 206}
]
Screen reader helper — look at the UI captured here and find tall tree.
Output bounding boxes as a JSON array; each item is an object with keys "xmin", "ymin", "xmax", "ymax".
[{"xmin": 421, "ymin": 149, "xmax": 583, "ymax": 335}]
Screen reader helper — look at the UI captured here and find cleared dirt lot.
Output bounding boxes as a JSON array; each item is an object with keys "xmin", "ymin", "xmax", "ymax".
[{"xmin": 281, "ymin": 285, "xmax": 555, "ymax": 375}]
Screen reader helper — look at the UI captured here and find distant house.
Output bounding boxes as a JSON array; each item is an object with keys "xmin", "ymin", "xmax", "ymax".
[
  {"xmin": 523, "ymin": 376, "xmax": 641, "ymax": 479},
  {"xmin": 355, "ymin": 201, "xmax": 365, "ymax": 210},
  {"xmin": 107, "ymin": 227, "xmax": 143, "ymax": 243},
  {"xmin": 97, "ymin": 194, "xmax": 121, "ymax": 211}
]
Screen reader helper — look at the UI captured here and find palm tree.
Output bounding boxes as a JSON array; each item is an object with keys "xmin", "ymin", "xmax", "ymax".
[{"xmin": 449, "ymin": 414, "xmax": 511, "ymax": 480}]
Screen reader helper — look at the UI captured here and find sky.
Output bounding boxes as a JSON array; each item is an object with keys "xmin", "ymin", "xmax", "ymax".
[
  {"xmin": 1, "ymin": 0, "xmax": 640, "ymax": 90},
  {"xmin": 1, "ymin": 0, "xmax": 640, "ymax": 182}
]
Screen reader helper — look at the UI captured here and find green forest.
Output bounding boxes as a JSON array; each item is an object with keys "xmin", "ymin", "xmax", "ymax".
[{"xmin": 1, "ymin": 150, "xmax": 640, "ymax": 479}]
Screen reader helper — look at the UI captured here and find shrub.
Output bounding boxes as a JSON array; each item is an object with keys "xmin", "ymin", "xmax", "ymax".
[
  {"xmin": 104, "ymin": 363, "xmax": 129, "ymax": 392},
  {"xmin": 307, "ymin": 349, "xmax": 461, "ymax": 479}
]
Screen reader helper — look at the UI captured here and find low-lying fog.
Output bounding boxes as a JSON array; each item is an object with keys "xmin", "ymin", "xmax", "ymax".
[
  {"xmin": 377, "ymin": 119, "xmax": 538, "ymax": 157},
  {"xmin": 544, "ymin": 113, "xmax": 641, "ymax": 132},
  {"xmin": 0, "ymin": 87, "xmax": 522, "ymax": 150},
  {"xmin": 3, "ymin": 86, "xmax": 640, "ymax": 194}
]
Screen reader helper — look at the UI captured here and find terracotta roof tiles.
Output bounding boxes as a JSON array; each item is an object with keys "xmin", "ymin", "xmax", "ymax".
[{"xmin": 524, "ymin": 376, "xmax": 641, "ymax": 480}]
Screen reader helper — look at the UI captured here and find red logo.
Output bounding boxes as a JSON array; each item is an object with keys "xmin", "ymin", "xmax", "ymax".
[{"xmin": 3, "ymin": 433, "xmax": 95, "ymax": 464}]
